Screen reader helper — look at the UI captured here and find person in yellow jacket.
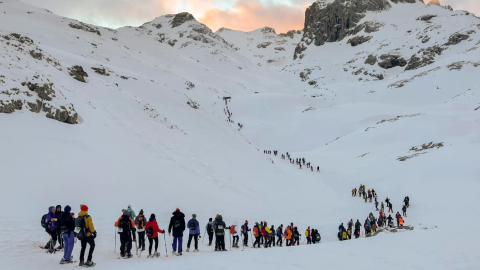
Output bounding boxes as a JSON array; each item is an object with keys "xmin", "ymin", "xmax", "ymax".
[
  {"xmin": 305, "ymin": 227, "xmax": 312, "ymax": 244},
  {"xmin": 78, "ymin": 205, "xmax": 96, "ymax": 267}
]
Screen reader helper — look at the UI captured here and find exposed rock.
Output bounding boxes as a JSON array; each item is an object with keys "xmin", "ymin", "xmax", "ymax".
[
  {"xmin": 378, "ymin": 54, "xmax": 407, "ymax": 69},
  {"xmin": 390, "ymin": 0, "xmax": 416, "ymax": 3},
  {"xmin": 152, "ymin": 23, "xmax": 162, "ymax": 29},
  {"xmin": 417, "ymin": 14, "xmax": 437, "ymax": 21},
  {"xmin": 444, "ymin": 33, "xmax": 469, "ymax": 46},
  {"xmin": 68, "ymin": 65, "xmax": 89, "ymax": 82},
  {"xmin": 29, "ymin": 50, "xmax": 43, "ymax": 60},
  {"xmin": 274, "ymin": 47, "xmax": 285, "ymax": 51},
  {"xmin": 299, "ymin": 68, "xmax": 312, "ymax": 81},
  {"xmin": 68, "ymin": 22, "xmax": 101, "ymax": 36},
  {"xmin": 447, "ymin": 61, "xmax": 464, "ymax": 71},
  {"xmin": 279, "ymin": 30, "xmax": 298, "ymax": 39},
  {"xmin": 410, "ymin": 142, "xmax": 444, "ymax": 152},
  {"xmin": 308, "ymin": 80, "xmax": 317, "ymax": 85},
  {"xmin": 185, "ymin": 81, "xmax": 195, "ymax": 90},
  {"xmin": 257, "ymin": 42, "xmax": 272, "ymax": 49},
  {"xmin": 0, "ymin": 99, "xmax": 23, "ymax": 113},
  {"xmin": 365, "ymin": 54, "xmax": 377, "ymax": 65},
  {"xmin": 42, "ymin": 103, "xmax": 78, "ymax": 124},
  {"xmin": 171, "ymin": 12, "xmax": 195, "ymax": 28},
  {"xmin": 294, "ymin": 0, "xmax": 391, "ymax": 59},
  {"xmin": 261, "ymin": 27, "xmax": 276, "ymax": 35},
  {"xmin": 91, "ymin": 67, "xmax": 110, "ymax": 76},
  {"xmin": 405, "ymin": 45, "xmax": 444, "ymax": 71},
  {"xmin": 167, "ymin": 39, "xmax": 177, "ymax": 47},
  {"xmin": 347, "ymin": 35, "xmax": 372, "ymax": 46},
  {"xmin": 187, "ymin": 99, "xmax": 199, "ymax": 109},
  {"xmin": 22, "ymin": 82, "xmax": 55, "ymax": 101}
]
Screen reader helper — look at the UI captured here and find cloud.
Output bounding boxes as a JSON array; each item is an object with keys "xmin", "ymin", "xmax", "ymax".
[
  {"xmin": 21, "ymin": 0, "xmax": 180, "ymax": 28},
  {"xmin": 196, "ymin": 0, "xmax": 308, "ymax": 33}
]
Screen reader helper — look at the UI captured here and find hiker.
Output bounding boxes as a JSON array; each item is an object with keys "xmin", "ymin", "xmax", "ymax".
[
  {"xmin": 269, "ymin": 225, "xmax": 275, "ymax": 247},
  {"xmin": 381, "ymin": 202, "xmax": 385, "ymax": 212},
  {"xmin": 276, "ymin": 225, "xmax": 283, "ymax": 246},
  {"xmin": 55, "ymin": 205, "xmax": 64, "ymax": 250},
  {"xmin": 214, "ymin": 214, "xmax": 228, "ymax": 251},
  {"xmin": 387, "ymin": 215, "xmax": 394, "ymax": 227},
  {"xmin": 253, "ymin": 223, "xmax": 261, "ymax": 248},
  {"xmin": 115, "ymin": 209, "xmax": 136, "ymax": 258},
  {"xmin": 206, "ymin": 218, "xmax": 214, "ymax": 246},
  {"xmin": 144, "ymin": 213, "xmax": 164, "ymax": 257},
  {"xmin": 283, "ymin": 225, "xmax": 292, "ymax": 246},
  {"xmin": 305, "ymin": 227, "xmax": 311, "ymax": 244},
  {"xmin": 168, "ymin": 208, "xmax": 186, "ymax": 256},
  {"xmin": 317, "ymin": 166, "xmax": 320, "ymax": 172},
  {"xmin": 241, "ymin": 220, "xmax": 250, "ymax": 247},
  {"xmin": 264, "ymin": 223, "xmax": 272, "ymax": 248},
  {"xmin": 338, "ymin": 223, "xmax": 345, "ymax": 232},
  {"xmin": 78, "ymin": 205, "xmax": 96, "ymax": 267},
  {"xmin": 314, "ymin": 229, "xmax": 321, "ymax": 243},
  {"xmin": 134, "ymin": 209, "xmax": 146, "ymax": 252},
  {"xmin": 292, "ymin": 227, "xmax": 300, "ymax": 246},
  {"xmin": 44, "ymin": 206, "xmax": 57, "ymax": 250},
  {"xmin": 399, "ymin": 217, "xmax": 404, "ymax": 226},
  {"xmin": 396, "ymin": 212, "xmax": 401, "ymax": 227},
  {"xmin": 124, "ymin": 205, "xmax": 137, "ymax": 242},
  {"xmin": 186, "ymin": 214, "xmax": 200, "ymax": 252},
  {"xmin": 58, "ymin": 205, "xmax": 75, "ymax": 264},
  {"xmin": 402, "ymin": 205, "xmax": 407, "ymax": 217},
  {"xmin": 375, "ymin": 201, "xmax": 379, "ymax": 211},
  {"xmin": 388, "ymin": 202, "xmax": 393, "ymax": 213},
  {"xmin": 231, "ymin": 221, "xmax": 239, "ymax": 248}
]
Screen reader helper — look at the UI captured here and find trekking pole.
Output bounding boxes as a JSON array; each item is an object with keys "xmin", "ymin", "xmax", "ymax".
[
  {"xmin": 250, "ymin": 231, "xmax": 253, "ymax": 245},
  {"xmin": 202, "ymin": 231, "xmax": 206, "ymax": 243},
  {"xmin": 229, "ymin": 234, "xmax": 232, "ymax": 251},
  {"xmin": 163, "ymin": 233, "xmax": 168, "ymax": 257},
  {"xmin": 114, "ymin": 228, "xmax": 117, "ymax": 253}
]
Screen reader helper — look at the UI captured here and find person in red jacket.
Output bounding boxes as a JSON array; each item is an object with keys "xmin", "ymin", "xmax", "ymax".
[{"xmin": 144, "ymin": 214, "xmax": 165, "ymax": 258}]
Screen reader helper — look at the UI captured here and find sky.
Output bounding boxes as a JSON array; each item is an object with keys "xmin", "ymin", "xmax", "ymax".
[{"xmin": 20, "ymin": 0, "xmax": 479, "ymax": 33}]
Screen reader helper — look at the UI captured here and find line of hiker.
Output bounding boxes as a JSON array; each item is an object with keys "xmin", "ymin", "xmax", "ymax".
[
  {"xmin": 265, "ymin": 150, "xmax": 321, "ymax": 172},
  {"xmin": 41, "ymin": 204, "xmax": 96, "ymax": 267}
]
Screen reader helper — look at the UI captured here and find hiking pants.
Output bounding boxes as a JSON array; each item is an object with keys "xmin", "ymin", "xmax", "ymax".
[
  {"xmin": 187, "ymin": 234, "xmax": 198, "ymax": 249},
  {"xmin": 62, "ymin": 232, "xmax": 75, "ymax": 261},
  {"xmin": 260, "ymin": 236, "xmax": 263, "ymax": 244},
  {"xmin": 119, "ymin": 234, "xmax": 132, "ymax": 256},
  {"xmin": 232, "ymin": 235, "xmax": 239, "ymax": 247},
  {"xmin": 276, "ymin": 236, "xmax": 282, "ymax": 246},
  {"xmin": 172, "ymin": 236, "xmax": 183, "ymax": 253},
  {"xmin": 243, "ymin": 233, "xmax": 248, "ymax": 246},
  {"xmin": 57, "ymin": 229, "xmax": 64, "ymax": 248},
  {"xmin": 271, "ymin": 235, "xmax": 275, "ymax": 247},
  {"xmin": 216, "ymin": 235, "xmax": 225, "ymax": 250},
  {"xmin": 307, "ymin": 237, "xmax": 312, "ymax": 244},
  {"xmin": 80, "ymin": 235, "xmax": 95, "ymax": 262},
  {"xmin": 397, "ymin": 219, "xmax": 400, "ymax": 227},
  {"xmin": 253, "ymin": 236, "xmax": 261, "ymax": 248},
  {"xmin": 138, "ymin": 231, "xmax": 145, "ymax": 249},
  {"xmin": 148, "ymin": 237, "xmax": 158, "ymax": 255},
  {"xmin": 208, "ymin": 232, "xmax": 214, "ymax": 245},
  {"xmin": 131, "ymin": 228, "xmax": 136, "ymax": 241},
  {"xmin": 403, "ymin": 211, "xmax": 407, "ymax": 216}
]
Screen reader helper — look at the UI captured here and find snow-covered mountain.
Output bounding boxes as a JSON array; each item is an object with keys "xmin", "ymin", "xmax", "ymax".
[{"xmin": 0, "ymin": 0, "xmax": 479, "ymax": 269}]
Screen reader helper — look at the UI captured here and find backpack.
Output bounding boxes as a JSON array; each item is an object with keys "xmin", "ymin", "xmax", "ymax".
[
  {"xmin": 118, "ymin": 215, "xmax": 131, "ymax": 234},
  {"xmin": 241, "ymin": 224, "xmax": 246, "ymax": 234},
  {"xmin": 137, "ymin": 216, "xmax": 145, "ymax": 230},
  {"xmin": 75, "ymin": 215, "xmax": 89, "ymax": 240},
  {"xmin": 207, "ymin": 222, "xmax": 213, "ymax": 232},
  {"xmin": 146, "ymin": 226, "xmax": 153, "ymax": 237},
  {"xmin": 41, "ymin": 214, "xmax": 47, "ymax": 228},
  {"xmin": 230, "ymin": 225, "xmax": 235, "ymax": 235},
  {"xmin": 189, "ymin": 221, "xmax": 196, "ymax": 230}
]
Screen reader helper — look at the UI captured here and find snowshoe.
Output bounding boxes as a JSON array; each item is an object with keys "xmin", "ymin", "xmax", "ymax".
[
  {"xmin": 83, "ymin": 261, "xmax": 96, "ymax": 268},
  {"xmin": 194, "ymin": 249, "xmax": 199, "ymax": 252},
  {"xmin": 124, "ymin": 254, "xmax": 133, "ymax": 259},
  {"xmin": 147, "ymin": 255, "xmax": 151, "ymax": 258},
  {"xmin": 59, "ymin": 258, "xmax": 66, "ymax": 264},
  {"xmin": 176, "ymin": 252, "xmax": 182, "ymax": 256},
  {"xmin": 172, "ymin": 250, "xmax": 177, "ymax": 255},
  {"xmin": 186, "ymin": 248, "xmax": 190, "ymax": 252}
]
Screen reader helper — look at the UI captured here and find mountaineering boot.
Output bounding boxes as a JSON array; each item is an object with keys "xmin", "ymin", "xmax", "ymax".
[
  {"xmin": 172, "ymin": 250, "xmax": 176, "ymax": 255},
  {"xmin": 186, "ymin": 248, "xmax": 190, "ymax": 252},
  {"xmin": 194, "ymin": 249, "xmax": 199, "ymax": 252},
  {"xmin": 59, "ymin": 258, "xmax": 66, "ymax": 264},
  {"xmin": 79, "ymin": 261, "xmax": 84, "ymax": 267},
  {"xmin": 177, "ymin": 252, "xmax": 183, "ymax": 256}
]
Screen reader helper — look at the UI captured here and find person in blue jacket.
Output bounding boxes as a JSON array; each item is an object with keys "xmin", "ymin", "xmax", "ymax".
[
  {"xmin": 186, "ymin": 214, "xmax": 200, "ymax": 252},
  {"xmin": 44, "ymin": 206, "xmax": 58, "ymax": 250}
]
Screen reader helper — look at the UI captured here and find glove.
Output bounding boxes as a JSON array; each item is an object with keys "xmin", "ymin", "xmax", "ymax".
[
  {"xmin": 198, "ymin": 235, "xmax": 201, "ymax": 238},
  {"xmin": 162, "ymin": 230, "xmax": 165, "ymax": 234},
  {"xmin": 93, "ymin": 232, "xmax": 97, "ymax": 239}
]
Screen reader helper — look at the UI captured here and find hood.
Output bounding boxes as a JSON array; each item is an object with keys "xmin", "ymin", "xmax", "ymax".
[
  {"xmin": 172, "ymin": 212, "xmax": 185, "ymax": 218},
  {"xmin": 78, "ymin": 210, "xmax": 88, "ymax": 217},
  {"xmin": 233, "ymin": 221, "xmax": 238, "ymax": 227},
  {"xmin": 48, "ymin": 206, "xmax": 54, "ymax": 212}
]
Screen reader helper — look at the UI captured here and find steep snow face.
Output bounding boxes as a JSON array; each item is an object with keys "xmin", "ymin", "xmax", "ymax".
[
  {"xmin": 0, "ymin": 0, "xmax": 480, "ymax": 269},
  {"xmin": 216, "ymin": 27, "xmax": 303, "ymax": 69}
]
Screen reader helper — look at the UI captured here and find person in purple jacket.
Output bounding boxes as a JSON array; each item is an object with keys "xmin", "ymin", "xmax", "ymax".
[
  {"xmin": 44, "ymin": 206, "xmax": 58, "ymax": 250},
  {"xmin": 186, "ymin": 214, "xmax": 200, "ymax": 252}
]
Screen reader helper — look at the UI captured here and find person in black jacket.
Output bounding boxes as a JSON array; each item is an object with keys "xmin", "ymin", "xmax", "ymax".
[
  {"xmin": 58, "ymin": 205, "xmax": 75, "ymax": 264},
  {"xmin": 168, "ymin": 208, "xmax": 185, "ymax": 256},
  {"xmin": 214, "ymin": 215, "xmax": 228, "ymax": 251},
  {"xmin": 55, "ymin": 205, "xmax": 64, "ymax": 250}
]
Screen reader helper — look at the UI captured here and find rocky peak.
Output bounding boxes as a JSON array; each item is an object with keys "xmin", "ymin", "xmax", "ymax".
[
  {"xmin": 170, "ymin": 12, "xmax": 196, "ymax": 28},
  {"xmin": 294, "ymin": 0, "xmax": 392, "ymax": 59}
]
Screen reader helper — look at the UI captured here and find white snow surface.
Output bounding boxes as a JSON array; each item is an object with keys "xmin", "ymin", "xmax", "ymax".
[{"xmin": 0, "ymin": 0, "xmax": 479, "ymax": 269}]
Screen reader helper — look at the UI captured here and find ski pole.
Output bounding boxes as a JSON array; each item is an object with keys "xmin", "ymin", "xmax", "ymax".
[
  {"xmin": 229, "ymin": 234, "xmax": 231, "ymax": 251},
  {"xmin": 163, "ymin": 233, "xmax": 168, "ymax": 257},
  {"xmin": 114, "ymin": 228, "xmax": 116, "ymax": 253},
  {"xmin": 250, "ymin": 231, "xmax": 253, "ymax": 244}
]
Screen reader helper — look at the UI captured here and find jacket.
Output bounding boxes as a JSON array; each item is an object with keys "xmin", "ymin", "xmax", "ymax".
[
  {"xmin": 206, "ymin": 221, "xmax": 214, "ymax": 233},
  {"xmin": 187, "ymin": 219, "xmax": 200, "ymax": 235},
  {"xmin": 58, "ymin": 211, "xmax": 75, "ymax": 234},
  {"xmin": 45, "ymin": 206, "xmax": 57, "ymax": 233},
  {"xmin": 305, "ymin": 229, "xmax": 310, "ymax": 237},
  {"xmin": 284, "ymin": 227, "xmax": 292, "ymax": 239},
  {"xmin": 276, "ymin": 227, "xmax": 282, "ymax": 237},
  {"xmin": 115, "ymin": 215, "xmax": 136, "ymax": 235},
  {"xmin": 261, "ymin": 226, "xmax": 267, "ymax": 237},
  {"xmin": 145, "ymin": 218, "xmax": 164, "ymax": 238},
  {"xmin": 135, "ymin": 215, "xmax": 146, "ymax": 232},
  {"xmin": 253, "ymin": 226, "xmax": 259, "ymax": 237},
  {"xmin": 78, "ymin": 211, "xmax": 96, "ymax": 237},
  {"xmin": 168, "ymin": 211, "xmax": 186, "ymax": 237},
  {"xmin": 241, "ymin": 223, "xmax": 250, "ymax": 234},
  {"xmin": 264, "ymin": 225, "xmax": 272, "ymax": 236},
  {"xmin": 125, "ymin": 208, "xmax": 136, "ymax": 220}
]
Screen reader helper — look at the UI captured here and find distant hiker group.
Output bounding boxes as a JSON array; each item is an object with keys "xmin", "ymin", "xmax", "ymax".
[{"xmin": 264, "ymin": 150, "xmax": 320, "ymax": 172}]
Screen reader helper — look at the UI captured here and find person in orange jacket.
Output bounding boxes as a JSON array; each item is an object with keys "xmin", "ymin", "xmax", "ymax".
[
  {"xmin": 284, "ymin": 226, "xmax": 292, "ymax": 246},
  {"xmin": 115, "ymin": 209, "xmax": 136, "ymax": 258},
  {"xmin": 252, "ymin": 223, "xmax": 261, "ymax": 248}
]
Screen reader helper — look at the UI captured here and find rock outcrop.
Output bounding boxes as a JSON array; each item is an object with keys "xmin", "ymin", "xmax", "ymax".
[
  {"xmin": 347, "ymin": 35, "xmax": 372, "ymax": 46},
  {"xmin": 405, "ymin": 45, "xmax": 444, "ymax": 71},
  {"xmin": 68, "ymin": 65, "xmax": 89, "ymax": 82},
  {"xmin": 378, "ymin": 54, "xmax": 407, "ymax": 69}
]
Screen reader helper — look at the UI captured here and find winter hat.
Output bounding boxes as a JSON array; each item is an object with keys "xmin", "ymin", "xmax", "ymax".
[
  {"xmin": 64, "ymin": 205, "xmax": 71, "ymax": 213},
  {"xmin": 128, "ymin": 205, "xmax": 131, "ymax": 209},
  {"xmin": 255, "ymin": 222, "xmax": 259, "ymax": 226},
  {"xmin": 245, "ymin": 220, "xmax": 248, "ymax": 224},
  {"xmin": 56, "ymin": 205, "xmax": 62, "ymax": 211},
  {"xmin": 264, "ymin": 221, "xmax": 267, "ymax": 226},
  {"xmin": 150, "ymin": 214, "xmax": 156, "ymax": 219},
  {"xmin": 175, "ymin": 208, "xmax": 180, "ymax": 212},
  {"xmin": 192, "ymin": 214, "xmax": 197, "ymax": 219},
  {"xmin": 81, "ymin": 205, "xmax": 88, "ymax": 212},
  {"xmin": 139, "ymin": 209, "xmax": 144, "ymax": 215},
  {"xmin": 209, "ymin": 218, "xmax": 212, "ymax": 221}
]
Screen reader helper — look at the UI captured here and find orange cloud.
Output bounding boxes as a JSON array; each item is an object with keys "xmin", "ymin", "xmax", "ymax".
[{"xmin": 197, "ymin": 0, "xmax": 307, "ymax": 33}]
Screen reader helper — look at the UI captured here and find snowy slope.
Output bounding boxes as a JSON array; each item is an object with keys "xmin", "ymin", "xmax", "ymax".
[{"xmin": 0, "ymin": 0, "xmax": 479, "ymax": 269}]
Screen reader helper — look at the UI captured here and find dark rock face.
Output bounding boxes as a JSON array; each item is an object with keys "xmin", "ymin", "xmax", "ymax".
[
  {"xmin": 68, "ymin": 65, "xmax": 89, "ymax": 83},
  {"xmin": 405, "ymin": 45, "xmax": 444, "ymax": 71},
  {"xmin": 417, "ymin": 14, "xmax": 437, "ymax": 21},
  {"xmin": 171, "ymin": 12, "xmax": 195, "ymax": 28},
  {"xmin": 347, "ymin": 35, "xmax": 372, "ymax": 46},
  {"xmin": 68, "ymin": 22, "xmax": 101, "ymax": 36},
  {"xmin": 444, "ymin": 33, "xmax": 469, "ymax": 46},
  {"xmin": 365, "ymin": 54, "xmax": 377, "ymax": 65},
  {"xmin": 378, "ymin": 54, "xmax": 407, "ymax": 69},
  {"xmin": 0, "ymin": 99, "xmax": 23, "ymax": 113},
  {"xmin": 279, "ymin": 30, "xmax": 300, "ymax": 39},
  {"xmin": 23, "ymin": 82, "xmax": 55, "ymax": 101},
  {"xmin": 294, "ymin": 0, "xmax": 391, "ymax": 59},
  {"xmin": 391, "ymin": 0, "xmax": 416, "ymax": 3}
]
